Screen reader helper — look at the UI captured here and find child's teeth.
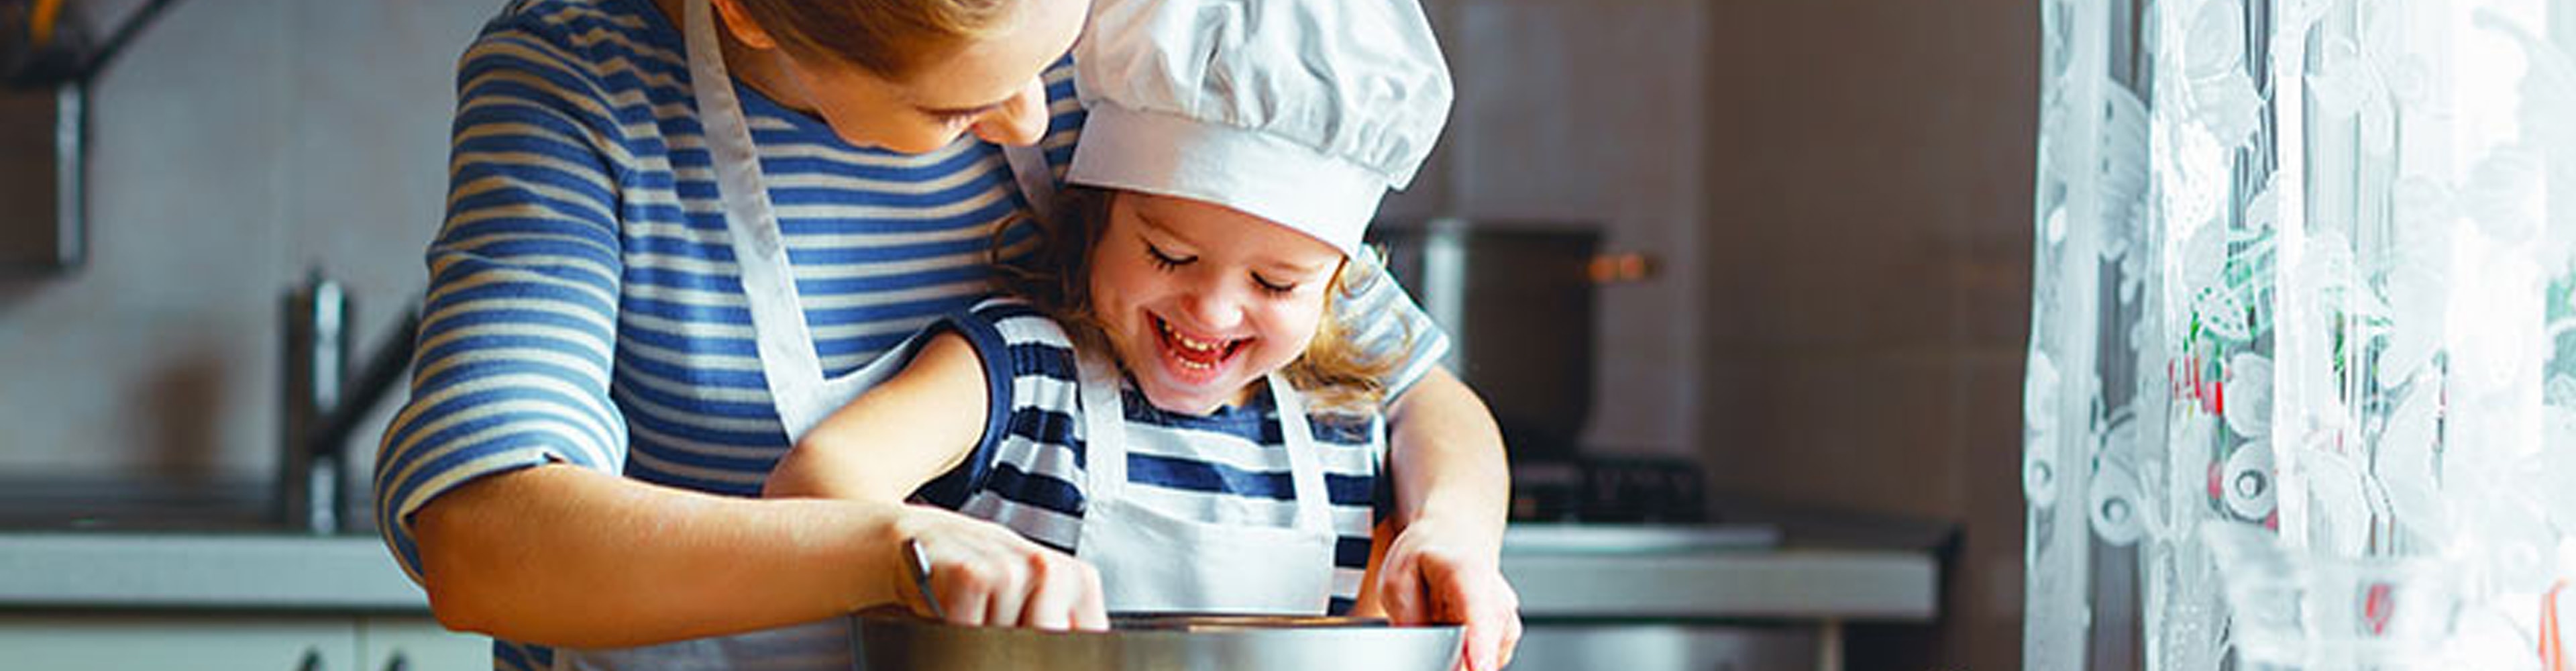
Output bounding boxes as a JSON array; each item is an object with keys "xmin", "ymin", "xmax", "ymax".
[{"xmin": 1161, "ymin": 319, "xmax": 1224, "ymax": 354}]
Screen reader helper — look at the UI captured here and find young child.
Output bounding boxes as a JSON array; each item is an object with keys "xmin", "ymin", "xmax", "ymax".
[{"xmin": 764, "ymin": 0, "xmax": 1460, "ymax": 625}]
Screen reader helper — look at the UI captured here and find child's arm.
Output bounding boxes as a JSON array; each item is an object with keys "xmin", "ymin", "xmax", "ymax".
[
  {"xmin": 766, "ymin": 332, "xmax": 988, "ymax": 501},
  {"xmin": 763, "ymin": 331, "xmax": 1110, "ymax": 630}
]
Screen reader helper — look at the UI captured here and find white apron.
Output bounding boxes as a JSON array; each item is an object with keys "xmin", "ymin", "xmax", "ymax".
[
  {"xmin": 555, "ymin": 0, "xmax": 1057, "ymax": 668},
  {"xmin": 1071, "ymin": 350, "xmax": 1342, "ymax": 614}
]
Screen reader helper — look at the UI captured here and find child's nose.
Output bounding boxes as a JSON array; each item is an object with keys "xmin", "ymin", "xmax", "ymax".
[{"xmin": 1177, "ymin": 282, "xmax": 1248, "ymax": 331}]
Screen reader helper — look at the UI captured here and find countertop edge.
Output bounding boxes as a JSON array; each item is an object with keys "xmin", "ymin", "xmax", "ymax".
[
  {"xmin": 0, "ymin": 533, "xmax": 425, "ymax": 611},
  {"xmin": 0, "ymin": 534, "xmax": 1939, "ymax": 622},
  {"xmin": 1499, "ymin": 550, "xmax": 1939, "ymax": 622}
]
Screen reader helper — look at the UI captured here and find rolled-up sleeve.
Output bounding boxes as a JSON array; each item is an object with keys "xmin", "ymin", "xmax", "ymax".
[
  {"xmin": 373, "ymin": 21, "xmax": 631, "ymax": 583},
  {"xmin": 1336, "ymin": 248, "xmax": 1452, "ymax": 399}
]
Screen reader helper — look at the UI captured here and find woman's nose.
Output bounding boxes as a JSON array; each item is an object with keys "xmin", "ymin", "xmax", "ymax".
[{"xmin": 970, "ymin": 78, "xmax": 1050, "ymax": 147}]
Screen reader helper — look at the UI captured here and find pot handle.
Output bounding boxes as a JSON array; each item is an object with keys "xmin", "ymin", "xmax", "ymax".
[{"xmin": 1586, "ymin": 252, "xmax": 1658, "ymax": 285}]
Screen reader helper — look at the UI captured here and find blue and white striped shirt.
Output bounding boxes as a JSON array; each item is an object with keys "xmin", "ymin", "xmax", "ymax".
[
  {"xmin": 920, "ymin": 298, "xmax": 1389, "ymax": 615},
  {"xmin": 372, "ymin": 1, "xmax": 1444, "ymax": 668}
]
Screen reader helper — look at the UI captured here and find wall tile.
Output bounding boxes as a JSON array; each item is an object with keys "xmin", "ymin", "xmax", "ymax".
[
  {"xmin": 1446, "ymin": 0, "xmax": 1709, "ymax": 454},
  {"xmin": 1695, "ymin": 0, "xmax": 2037, "ymax": 667},
  {"xmin": 1699, "ymin": 350, "xmax": 1970, "ymax": 517},
  {"xmin": 0, "ymin": 0, "xmax": 491, "ymax": 480},
  {"xmin": 1964, "ymin": 229, "xmax": 2037, "ymax": 354}
]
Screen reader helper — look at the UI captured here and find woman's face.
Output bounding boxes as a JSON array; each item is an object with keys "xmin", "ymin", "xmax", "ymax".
[
  {"xmin": 1088, "ymin": 193, "xmax": 1346, "ymax": 415},
  {"xmin": 743, "ymin": 0, "xmax": 1085, "ymax": 154}
]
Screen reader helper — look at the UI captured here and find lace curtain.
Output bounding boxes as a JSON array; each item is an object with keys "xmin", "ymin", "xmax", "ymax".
[{"xmin": 2024, "ymin": 0, "xmax": 2576, "ymax": 668}]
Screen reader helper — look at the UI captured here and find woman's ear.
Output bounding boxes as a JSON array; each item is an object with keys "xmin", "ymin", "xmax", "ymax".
[{"xmin": 710, "ymin": 0, "xmax": 783, "ymax": 50}]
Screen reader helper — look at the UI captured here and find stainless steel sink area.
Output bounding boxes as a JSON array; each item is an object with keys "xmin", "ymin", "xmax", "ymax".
[
  {"xmin": 0, "ymin": 277, "xmax": 427, "ymax": 537},
  {"xmin": 0, "ymin": 475, "xmax": 374, "ymax": 535}
]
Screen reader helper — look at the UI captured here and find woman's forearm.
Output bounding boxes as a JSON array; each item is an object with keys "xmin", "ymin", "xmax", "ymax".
[
  {"xmin": 412, "ymin": 465, "xmax": 910, "ymax": 648},
  {"xmin": 1385, "ymin": 366, "xmax": 1510, "ymax": 547}
]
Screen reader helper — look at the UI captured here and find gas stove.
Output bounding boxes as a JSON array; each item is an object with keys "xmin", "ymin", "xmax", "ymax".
[{"xmin": 1508, "ymin": 454, "xmax": 1707, "ymax": 524}]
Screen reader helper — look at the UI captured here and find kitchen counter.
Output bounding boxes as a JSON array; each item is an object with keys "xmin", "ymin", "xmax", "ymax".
[
  {"xmin": 1503, "ymin": 550, "xmax": 1933, "ymax": 622},
  {"xmin": 0, "ymin": 528, "xmax": 1937, "ymax": 622},
  {"xmin": 0, "ymin": 533, "xmax": 423, "ymax": 611}
]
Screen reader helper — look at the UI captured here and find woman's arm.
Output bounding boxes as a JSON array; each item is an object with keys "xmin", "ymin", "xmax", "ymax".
[
  {"xmin": 1379, "ymin": 367, "xmax": 1523, "ymax": 671},
  {"xmin": 419, "ymin": 332, "xmax": 1103, "ymax": 643},
  {"xmin": 1346, "ymin": 519, "xmax": 1399, "ymax": 618},
  {"xmin": 413, "ymin": 466, "xmax": 916, "ymax": 647},
  {"xmin": 393, "ymin": 10, "xmax": 813, "ymax": 648},
  {"xmin": 1383, "ymin": 367, "xmax": 1509, "ymax": 546},
  {"xmin": 1321, "ymin": 252, "xmax": 1517, "ymax": 666},
  {"xmin": 416, "ymin": 332, "xmax": 992, "ymax": 643}
]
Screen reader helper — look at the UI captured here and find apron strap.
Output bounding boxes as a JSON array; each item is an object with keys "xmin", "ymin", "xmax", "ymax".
[
  {"xmin": 1003, "ymin": 144, "xmax": 1059, "ymax": 227},
  {"xmin": 685, "ymin": 0, "xmax": 835, "ymax": 437},
  {"xmin": 1265, "ymin": 372, "xmax": 1335, "ymax": 533},
  {"xmin": 1074, "ymin": 350, "xmax": 1334, "ymax": 533},
  {"xmin": 690, "ymin": 0, "xmax": 1061, "ymax": 440},
  {"xmin": 1074, "ymin": 350, "xmax": 1130, "ymax": 499}
]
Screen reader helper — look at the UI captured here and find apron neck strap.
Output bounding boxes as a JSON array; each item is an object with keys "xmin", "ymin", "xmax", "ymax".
[
  {"xmin": 1074, "ymin": 350, "xmax": 1132, "ymax": 497},
  {"xmin": 1074, "ymin": 350, "xmax": 1334, "ymax": 531},
  {"xmin": 1003, "ymin": 144, "xmax": 1058, "ymax": 227},
  {"xmin": 686, "ymin": 0, "xmax": 835, "ymax": 438},
  {"xmin": 1267, "ymin": 371, "xmax": 1334, "ymax": 531},
  {"xmin": 684, "ymin": 0, "xmax": 1059, "ymax": 440}
]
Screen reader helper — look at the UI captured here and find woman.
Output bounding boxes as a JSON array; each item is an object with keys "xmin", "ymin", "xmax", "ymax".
[{"xmin": 374, "ymin": 0, "xmax": 1519, "ymax": 669}]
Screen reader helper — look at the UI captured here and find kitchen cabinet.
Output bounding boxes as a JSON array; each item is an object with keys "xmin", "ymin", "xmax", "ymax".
[
  {"xmin": 0, "ymin": 613, "xmax": 482, "ymax": 671},
  {"xmin": 1510, "ymin": 623, "xmax": 1818, "ymax": 671},
  {"xmin": 0, "ymin": 614, "xmax": 352, "ymax": 671},
  {"xmin": 360, "ymin": 617, "xmax": 488, "ymax": 671}
]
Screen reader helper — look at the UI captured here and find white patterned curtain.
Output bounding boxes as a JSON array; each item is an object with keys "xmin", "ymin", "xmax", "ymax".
[{"xmin": 2025, "ymin": 0, "xmax": 2576, "ymax": 668}]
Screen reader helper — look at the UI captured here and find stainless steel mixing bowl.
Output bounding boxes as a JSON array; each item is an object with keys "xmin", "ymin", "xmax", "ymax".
[{"xmin": 853, "ymin": 610, "xmax": 1464, "ymax": 671}]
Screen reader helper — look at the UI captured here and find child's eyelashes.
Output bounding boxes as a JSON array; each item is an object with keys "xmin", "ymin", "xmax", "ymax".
[
  {"xmin": 1143, "ymin": 238, "xmax": 1299, "ymax": 295},
  {"xmin": 1144, "ymin": 241, "xmax": 1194, "ymax": 270},
  {"xmin": 1250, "ymin": 273, "xmax": 1297, "ymax": 295}
]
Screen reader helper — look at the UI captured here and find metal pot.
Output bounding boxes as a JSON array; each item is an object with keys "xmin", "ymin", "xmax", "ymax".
[
  {"xmin": 852, "ymin": 610, "xmax": 1463, "ymax": 671},
  {"xmin": 1367, "ymin": 219, "xmax": 1650, "ymax": 461}
]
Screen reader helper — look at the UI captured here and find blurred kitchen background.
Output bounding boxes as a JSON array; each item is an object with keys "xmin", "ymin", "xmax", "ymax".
[{"xmin": 0, "ymin": 0, "xmax": 2035, "ymax": 668}]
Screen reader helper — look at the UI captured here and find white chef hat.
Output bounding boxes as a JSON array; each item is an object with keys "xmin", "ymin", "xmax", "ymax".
[{"xmin": 1067, "ymin": 0, "xmax": 1454, "ymax": 256}]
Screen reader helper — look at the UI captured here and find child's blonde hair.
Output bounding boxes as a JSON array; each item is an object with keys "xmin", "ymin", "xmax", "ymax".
[
  {"xmin": 733, "ymin": 0, "xmax": 1017, "ymax": 79},
  {"xmin": 991, "ymin": 187, "xmax": 1405, "ymax": 413}
]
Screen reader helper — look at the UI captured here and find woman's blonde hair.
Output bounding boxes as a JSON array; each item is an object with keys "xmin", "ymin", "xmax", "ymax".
[
  {"xmin": 733, "ymin": 0, "xmax": 1016, "ymax": 79},
  {"xmin": 992, "ymin": 187, "xmax": 1405, "ymax": 412}
]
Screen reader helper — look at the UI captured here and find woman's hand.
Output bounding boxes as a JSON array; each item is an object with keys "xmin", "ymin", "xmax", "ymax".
[
  {"xmin": 894, "ymin": 506, "xmax": 1111, "ymax": 631},
  {"xmin": 1378, "ymin": 368, "xmax": 1519, "ymax": 669},
  {"xmin": 1375, "ymin": 517, "xmax": 1523, "ymax": 671}
]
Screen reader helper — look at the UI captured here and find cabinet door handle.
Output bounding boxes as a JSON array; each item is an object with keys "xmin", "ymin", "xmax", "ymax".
[
  {"xmin": 297, "ymin": 648, "xmax": 325, "ymax": 671},
  {"xmin": 381, "ymin": 652, "xmax": 410, "ymax": 671}
]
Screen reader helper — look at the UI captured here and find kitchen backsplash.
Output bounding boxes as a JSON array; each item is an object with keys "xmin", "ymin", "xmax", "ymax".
[
  {"xmin": 0, "ymin": 0, "xmax": 488, "ymax": 481},
  {"xmin": 0, "ymin": 0, "xmax": 1722, "ymax": 486}
]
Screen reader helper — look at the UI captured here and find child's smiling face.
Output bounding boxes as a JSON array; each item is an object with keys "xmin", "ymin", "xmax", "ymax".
[{"xmin": 1087, "ymin": 192, "xmax": 1346, "ymax": 415}]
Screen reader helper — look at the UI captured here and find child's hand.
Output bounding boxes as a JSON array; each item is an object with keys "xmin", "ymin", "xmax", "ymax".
[
  {"xmin": 1375, "ymin": 519, "xmax": 1522, "ymax": 671},
  {"xmin": 894, "ymin": 507, "xmax": 1110, "ymax": 631}
]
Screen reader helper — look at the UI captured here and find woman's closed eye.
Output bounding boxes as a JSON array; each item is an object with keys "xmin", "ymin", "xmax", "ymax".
[{"xmin": 1144, "ymin": 241, "xmax": 1194, "ymax": 270}]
